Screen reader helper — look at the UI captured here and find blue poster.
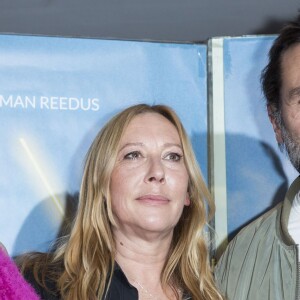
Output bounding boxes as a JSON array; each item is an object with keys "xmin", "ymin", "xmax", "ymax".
[
  {"xmin": 210, "ymin": 36, "xmax": 298, "ymax": 249},
  {"xmin": 0, "ymin": 34, "xmax": 207, "ymax": 256}
]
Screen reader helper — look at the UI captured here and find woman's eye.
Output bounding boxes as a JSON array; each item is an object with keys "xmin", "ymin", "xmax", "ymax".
[
  {"xmin": 165, "ymin": 152, "xmax": 182, "ymax": 162},
  {"xmin": 124, "ymin": 151, "xmax": 141, "ymax": 160}
]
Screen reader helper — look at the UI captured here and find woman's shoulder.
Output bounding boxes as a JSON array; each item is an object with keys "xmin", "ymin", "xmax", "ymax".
[
  {"xmin": 23, "ymin": 266, "xmax": 60, "ymax": 300},
  {"xmin": 17, "ymin": 251, "xmax": 62, "ymax": 300}
]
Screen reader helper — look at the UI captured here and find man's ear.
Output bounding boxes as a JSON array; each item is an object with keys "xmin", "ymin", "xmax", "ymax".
[{"xmin": 267, "ymin": 105, "xmax": 283, "ymax": 144}]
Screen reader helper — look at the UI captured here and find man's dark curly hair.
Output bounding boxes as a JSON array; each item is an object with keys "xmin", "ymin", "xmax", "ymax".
[{"xmin": 261, "ymin": 20, "xmax": 300, "ymax": 117}]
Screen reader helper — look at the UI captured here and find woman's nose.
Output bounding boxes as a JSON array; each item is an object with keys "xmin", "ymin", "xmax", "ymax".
[{"xmin": 145, "ymin": 157, "xmax": 165, "ymax": 184}]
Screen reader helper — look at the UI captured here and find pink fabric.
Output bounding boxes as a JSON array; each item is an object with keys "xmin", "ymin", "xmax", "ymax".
[{"xmin": 0, "ymin": 249, "xmax": 39, "ymax": 300}]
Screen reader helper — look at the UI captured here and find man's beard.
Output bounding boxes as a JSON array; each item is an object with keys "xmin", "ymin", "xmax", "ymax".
[{"xmin": 280, "ymin": 122, "xmax": 300, "ymax": 173}]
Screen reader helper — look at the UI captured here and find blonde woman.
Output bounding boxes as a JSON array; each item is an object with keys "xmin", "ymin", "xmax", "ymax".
[{"xmin": 21, "ymin": 104, "xmax": 222, "ymax": 300}]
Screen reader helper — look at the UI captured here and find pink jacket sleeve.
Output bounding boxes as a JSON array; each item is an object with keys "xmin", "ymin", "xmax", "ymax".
[{"xmin": 0, "ymin": 249, "xmax": 40, "ymax": 300}]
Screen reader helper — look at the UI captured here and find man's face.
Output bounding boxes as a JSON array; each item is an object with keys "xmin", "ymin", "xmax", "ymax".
[
  {"xmin": 280, "ymin": 121, "xmax": 300, "ymax": 173},
  {"xmin": 270, "ymin": 44, "xmax": 300, "ymax": 172}
]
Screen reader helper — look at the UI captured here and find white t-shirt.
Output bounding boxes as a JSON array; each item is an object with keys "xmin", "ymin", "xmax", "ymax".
[{"xmin": 288, "ymin": 191, "xmax": 300, "ymax": 262}]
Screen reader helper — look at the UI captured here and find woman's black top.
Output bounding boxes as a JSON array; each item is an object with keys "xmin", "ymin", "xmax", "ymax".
[
  {"xmin": 24, "ymin": 264, "xmax": 138, "ymax": 300},
  {"xmin": 25, "ymin": 264, "xmax": 191, "ymax": 299}
]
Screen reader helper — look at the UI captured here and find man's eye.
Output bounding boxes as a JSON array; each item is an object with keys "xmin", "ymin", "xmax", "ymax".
[
  {"xmin": 124, "ymin": 151, "xmax": 141, "ymax": 160},
  {"xmin": 165, "ymin": 153, "xmax": 182, "ymax": 162}
]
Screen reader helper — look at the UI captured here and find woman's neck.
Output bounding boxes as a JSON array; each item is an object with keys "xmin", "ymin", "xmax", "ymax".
[
  {"xmin": 114, "ymin": 230, "xmax": 171, "ymax": 269},
  {"xmin": 113, "ymin": 230, "xmax": 179, "ymax": 299}
]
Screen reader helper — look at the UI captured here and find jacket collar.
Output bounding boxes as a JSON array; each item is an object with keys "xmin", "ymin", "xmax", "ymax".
[{"xmin": 278, "ymin": 176, "xmax": 300, "ymax": 246}]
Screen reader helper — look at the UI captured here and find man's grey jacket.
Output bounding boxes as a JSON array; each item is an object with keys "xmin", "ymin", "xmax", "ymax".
[{"xmin": 215, "ymin": 177, "xmax": 300, "ymax": 300}]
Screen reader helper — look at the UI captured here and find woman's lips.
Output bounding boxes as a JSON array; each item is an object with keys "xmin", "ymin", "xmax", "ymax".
[{"xmin": 136, "ymin": 194, "xmax": 170, "ymax": 205}]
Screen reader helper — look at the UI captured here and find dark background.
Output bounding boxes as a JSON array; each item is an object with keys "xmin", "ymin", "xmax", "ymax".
[{"xmin": 0, "ymin": 0, "xmax": 299, "ymax": 42}]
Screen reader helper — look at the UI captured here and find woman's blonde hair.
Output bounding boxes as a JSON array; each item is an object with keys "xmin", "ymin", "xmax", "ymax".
[{"xmin": 20, "ymin": 104, "xmax": 222, "ymax": 300}]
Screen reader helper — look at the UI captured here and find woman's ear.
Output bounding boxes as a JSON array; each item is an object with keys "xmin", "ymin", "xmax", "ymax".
[{"xmin": 184, "ymin": 193, "xmax": 191, "ymax": 206}]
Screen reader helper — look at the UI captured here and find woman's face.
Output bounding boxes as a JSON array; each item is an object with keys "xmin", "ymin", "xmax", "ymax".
[{"xmin": 110, "ymin": 112, "xmax": 190, "ymax": 237}]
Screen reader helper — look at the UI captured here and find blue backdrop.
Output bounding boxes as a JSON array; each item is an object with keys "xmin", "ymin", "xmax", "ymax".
[{"xmin": 0, "ymin": 34, "xmax": 208, "ymax": 256}]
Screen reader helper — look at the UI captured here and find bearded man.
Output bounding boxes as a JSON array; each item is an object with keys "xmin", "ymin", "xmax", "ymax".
[{"xmin": 215, "ymin": 21, "xmax": 300, "ymax": 300}]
